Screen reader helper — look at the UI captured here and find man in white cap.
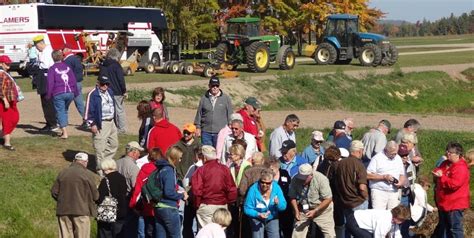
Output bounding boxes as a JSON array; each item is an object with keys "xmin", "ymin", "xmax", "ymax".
[
  {"xmin": 301, "ymin": 130, "xmax": 326, "ymax": 168},
  {"xmin": 51, "ymin": 152, "xmax": 99, "ymax": 238},
  {"xmin": 221, "ymin": 118, "xmax": 258, "ymax": 165},
  {"xmin": 192, "ymin": 145, "xmax": 237, "ymax": 229},
  {"xmin": 289, "ymin": 163, "xmax": 335, "ymax": 238}
]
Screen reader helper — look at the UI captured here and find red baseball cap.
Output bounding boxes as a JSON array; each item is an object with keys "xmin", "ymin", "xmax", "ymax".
[{"xmin": 0, "ymin": 55, "xmax": 12, "ymax": 64}]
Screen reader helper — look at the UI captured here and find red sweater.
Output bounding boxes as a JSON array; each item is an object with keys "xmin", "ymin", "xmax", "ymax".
[
  {"xmin": 238, "ymin": 109, "xmax": 258, "ymax": 138},
  {"xmin": 129, "ymin": 162, "xmax": 156, "ymax": 217},
  {"xmin": 147, "ymin": 119, "xmax": 182, "ymax": 154},
  {"xmin": 191, "ymin": 159, "xmax": 237, "ymax": 209},
  {"xmin": 435, "ymin": 158, "xmax": 470, "ymax": 211}
]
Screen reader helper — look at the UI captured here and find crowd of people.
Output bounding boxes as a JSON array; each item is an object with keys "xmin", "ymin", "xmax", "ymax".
[{"xmin": 0, "ymin": 36, "xmax": 472, "ymax": 238}]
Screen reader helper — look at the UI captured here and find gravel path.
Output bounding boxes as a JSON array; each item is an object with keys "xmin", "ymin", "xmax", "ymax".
[{"xmin": 12, "ymin": 62, "xmax": 474, "ymax": 138}]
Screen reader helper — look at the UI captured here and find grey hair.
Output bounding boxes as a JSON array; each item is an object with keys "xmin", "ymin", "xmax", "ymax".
[
  {"xmin": 230, "ymin": 119, "xmax": 243, "ymax": 127},
  {"xmin": 51, "ymin": 50, "xmax": 64, "ymax": 62},
  {"xmin": 385, "ymin": 140, "xmax": 399, "ymax": 152},
  {"xmin": 100, "ymin": 158, "xmax": 117, "ymax": 171},
  {"xmin": 106, "ymin": 48, "xmax": 121, "ymax": 62},
  {"xmin": 260, "ymin": 168, "xmax": 274, "ymax": 181}
]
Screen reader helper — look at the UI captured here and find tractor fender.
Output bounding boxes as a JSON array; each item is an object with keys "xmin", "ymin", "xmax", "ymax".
[{"xmin": 325, "ymin": 37, "xmax": 341, "ymax": 50}]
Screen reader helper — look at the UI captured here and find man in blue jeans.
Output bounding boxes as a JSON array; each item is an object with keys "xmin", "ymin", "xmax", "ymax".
[{"xmin": 194, "ymin": 76, "xmax": 233, "ymax": 147}]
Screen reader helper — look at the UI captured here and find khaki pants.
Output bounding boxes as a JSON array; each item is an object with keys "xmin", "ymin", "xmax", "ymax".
[
  {"xmin": 292, "ymin": 203, "xmax": 336, "ymax": 238},
  {"xmin": 93, "ymin": 120, "xmax": 118, "ymax": 170},
  {"xmin": 196, "ymin": 204, "xmax": 227, "ymax": 230},
  {"xmin": 58, "ymin": 215, "xmax": 90, "ymax": 238},
  {"xmin": 371, "ymin": 189, "xmax": 400, "ymax": 210}
]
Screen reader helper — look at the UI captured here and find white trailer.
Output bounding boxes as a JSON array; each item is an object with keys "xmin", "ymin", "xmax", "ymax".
[{"xmin": 0, "ymin": 3, "xmax": 168, "ymax": 76}]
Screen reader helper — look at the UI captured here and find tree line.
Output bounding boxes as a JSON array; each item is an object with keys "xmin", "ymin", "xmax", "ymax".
[{"xmin": 371, "ymin": 11, "xmax": 474, "ymax": 37}]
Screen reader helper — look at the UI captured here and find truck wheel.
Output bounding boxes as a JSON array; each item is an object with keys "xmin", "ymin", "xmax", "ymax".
[
  {"xmin": 145, "ymin": 63, "xmax": 155, "ymax": 73},
  {"xmin": 161, "ymin": 61, "xmax": 171, "ymax": 73},
  {"xmin": 178, "ymin": 62, "xmax": 186, "ymax": 74},
  {"xmin": 314, "ymin": 42, "xmax": 337, "ymax": 65},
  {"xmin": 215, "ymin": 43, "xmax": 230, "ymax": 65},
  {"xmin": 202, "ymin": 65, "xmax": 214, "ymax": 78},
  {"xmin": 182, "ymin": 62, "xmax": 194, "ymax": 75},
  {"xmin": 246, "ymin": 42, "xmax": 270, "ymax": 73},
  {"xmin": 151, "ymin": 53, "xmax": 160, "ymax": 66},
  {"xmin": 359, "ymin": 43, "xmax": 382, "ymax": 67},
  {"xmin": 277, "ymin": 45, "xmax": 295, "ymax": 70},
  {"xmin": 381, "ymin": 43, "xmax": 398, "ymax": 66},
  {"xmin": 170, "ymin": 61, "xmax": 180, "ymax": 74}
]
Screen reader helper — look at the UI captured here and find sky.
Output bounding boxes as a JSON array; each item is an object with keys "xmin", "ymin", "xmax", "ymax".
[{"xmin": 369, "ymin": 0, "xmax": 474, "ymax": 23}]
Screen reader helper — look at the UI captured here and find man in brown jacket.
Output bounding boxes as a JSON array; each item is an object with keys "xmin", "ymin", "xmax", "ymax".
[{"xmin": 51, "ymin": 152, "xmax": 99, "ymax": 238}]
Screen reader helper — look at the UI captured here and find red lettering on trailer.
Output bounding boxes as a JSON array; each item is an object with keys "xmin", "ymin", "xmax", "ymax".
[{"xmin": 0, "ymin": 17, "xmax": 30, "ymax": 24}]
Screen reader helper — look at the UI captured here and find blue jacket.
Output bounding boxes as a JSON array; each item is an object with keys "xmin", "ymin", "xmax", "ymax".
[
  {"xmin": 244, "ymin": 181, "xmax": 287, "ymax": 221},
  {"xmin": 155, "ymin": 159, "xmax": 184, "ymax": 208},
  {"xmin": 84, "ymin": 86, "xmax": 115, "ymax": 130},
  {"xmin": 280, "ymin": 155, "xmax": 308, "ymax": 178},
  {"xmin": 64, "ymin": 54, "xmax": 84, "ymax": 82}
]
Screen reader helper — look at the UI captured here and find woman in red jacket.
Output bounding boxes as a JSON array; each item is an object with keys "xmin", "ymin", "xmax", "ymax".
[
  {"xmin": 0, "ymin": 55, "xmax": 20, "ymax": 151},
  {"xmin": 130, "ymin": 148, "xmax": 164, "ymax": 237},
  {"xmin": 433, "ymin": 142, "xmax": 470, "ymax": 238}
]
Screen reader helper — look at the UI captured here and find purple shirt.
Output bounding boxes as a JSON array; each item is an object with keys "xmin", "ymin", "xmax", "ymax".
[{"xmin": 46, "ymin": 62, "xmax": 78, "ymax": 99}]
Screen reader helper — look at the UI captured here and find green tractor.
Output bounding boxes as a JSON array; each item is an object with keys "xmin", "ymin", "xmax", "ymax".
[{"xmin": 215, "ymin": 17, "xmax": 295, "ymax": 73}]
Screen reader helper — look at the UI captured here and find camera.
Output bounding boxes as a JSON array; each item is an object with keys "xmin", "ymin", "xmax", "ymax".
[{"xmin": 391, "ymin": 178, "xmax": 399, "ymax": 185}]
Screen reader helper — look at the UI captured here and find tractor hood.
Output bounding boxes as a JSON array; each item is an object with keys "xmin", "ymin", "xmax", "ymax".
[{"xmin": 356, "ymin": 32, "xmax": 388, "ymax": 42}]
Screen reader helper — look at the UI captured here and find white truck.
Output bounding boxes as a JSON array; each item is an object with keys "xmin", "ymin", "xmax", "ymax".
[{"xmin": 0, "ymin": 3, "xmax": 168, "ymax": 76}]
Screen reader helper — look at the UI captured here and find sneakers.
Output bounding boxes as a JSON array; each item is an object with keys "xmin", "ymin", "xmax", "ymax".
[
  {"xmin": 3, "ymin": 145, "xmax": 15, "ymax": 151},
  {"xmin": 39, "ymin": 125, "xmax": 60, "ymax": 132},
  {"xmin": 79, "ymin": 121, "xmax": 90, "ymax": 130}
]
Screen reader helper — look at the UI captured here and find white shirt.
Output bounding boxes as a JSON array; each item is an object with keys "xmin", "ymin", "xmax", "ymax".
[
  {"xmin": 221, "ymin": 132, "xmax": 258, "ymax": 165},
  {"xmin": 354, "ymin": 209, "xmax": 401, "ymax": 238},
  {"xmin": 196, "ymin": 223, "xmax": 226, "ymax": 238},
  {"xmin": 367, "ymin": 152, "xmax": 405, "ymax": 192},
  {"xmin": 100, "ymin": 90, "xmax": 115, "ymax": 119},
  {"xmin": 411, "ymin": 183, "xmax": 434, "ymax": 223},
  {"xmin": 269, "ymin": 126, "xmax": 296, "ymax": 158},
  {"xmin": 37, "ymin": 45, "xmax": 54, "ymax": 69}
]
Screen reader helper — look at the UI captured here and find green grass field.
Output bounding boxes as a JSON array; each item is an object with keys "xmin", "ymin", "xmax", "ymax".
[
  {"xmin": 0, "ymin": 128, "xmax": 472, "ymax": 237},
  {"xmin": 252, "ymin": 69, "xmax": 474, "ymax": 114},
  {"xmin": 391, "ymin": 34, "xmax": 474, "ymax": 46}
]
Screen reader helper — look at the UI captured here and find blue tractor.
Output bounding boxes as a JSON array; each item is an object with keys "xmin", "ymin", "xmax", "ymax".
[{"xmin": 314, "ymin": 14, "xmax": 398, "ymax": 66}]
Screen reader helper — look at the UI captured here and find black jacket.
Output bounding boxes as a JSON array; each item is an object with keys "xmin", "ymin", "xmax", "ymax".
[
  {"xmin": 64, "ymin": 54, "xmax": 84, "ymax": 83},
  {"xmin": 97, "ymin": 171, "xmax": 127, "ymax": 219},
  {"xmin": 99, "ymin": 58, "xmax": 126, "ymax": 96}
]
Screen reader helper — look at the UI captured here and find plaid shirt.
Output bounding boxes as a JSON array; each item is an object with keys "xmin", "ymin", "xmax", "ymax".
[{"xmin": 0, "ymin": 69, "xmax": 18, "ymax": 103}]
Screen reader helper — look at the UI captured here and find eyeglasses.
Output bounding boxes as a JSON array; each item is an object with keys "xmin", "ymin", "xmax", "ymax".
[
  {"xmin": 446, "ymin": 150, "xmax": 458, "ymax": 155},
  {"xmin": 230, "ymin": 127, "xmax": 240, "ymax": 131},
  {"xmin": 259, "ymin": 180, "xmax": 272, "ymax": 185},
  {"xmin": 210, "ymin": 85, "xmax": 219, "ymax": 88},
  {"xmin": 312, "ymin": 140, "xmax": 323, "ymax": 144}
]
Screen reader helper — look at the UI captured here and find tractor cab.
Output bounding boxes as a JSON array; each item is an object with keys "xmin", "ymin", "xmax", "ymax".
[
  {"xmin": 225, "ymin": 17, "xmax": 261, "ymax": 39},
  {"xmin": 324, "ymin": 14, "xmax": 358, "ymax": 49}
]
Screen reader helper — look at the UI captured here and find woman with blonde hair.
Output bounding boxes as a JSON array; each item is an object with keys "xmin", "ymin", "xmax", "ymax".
[
  {"xmin": 229, "ymin": 143, "xmax": 252, "ymax": 186},
  {"xmin": 196, "ymin": 208, "xmax": 232, "ymax": 238},
  {"xmin": 155, "ymin": 146, "xmax": 188, "ymax": 237}
]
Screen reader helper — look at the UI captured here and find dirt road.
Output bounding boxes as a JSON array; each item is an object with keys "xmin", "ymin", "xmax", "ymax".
[{"xmin": 13, "ymin": 63, "xmax": 473, "ymax": 139}]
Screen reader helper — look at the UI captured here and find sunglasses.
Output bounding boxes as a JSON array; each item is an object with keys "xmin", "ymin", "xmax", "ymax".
[
  {"xmin": 183, "ymin": 130, "xmax": 192, "ymax": 136},
  {"xmin": 210, "ymin": 85, "xmax": 219, "ymax": 88},
  {"xmin": 260, "ymin": 180, "xmax": 272, "ymax": 185}
]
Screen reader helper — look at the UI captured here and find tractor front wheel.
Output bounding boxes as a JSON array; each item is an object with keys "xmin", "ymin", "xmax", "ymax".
[
  {"xmin": 314, "ymin": 43, "xmax": 337, "ymax": 65},
  {"xmin": 359, "ymin": 43, "xmax": 382, "ymax": 67},
  {"xmin": 246, "ymin": 42, "xmax": 270, "ymax": 73},
  {"xmin": 277, "ymin": 45, "xmax": 295, "ymax": 70}
]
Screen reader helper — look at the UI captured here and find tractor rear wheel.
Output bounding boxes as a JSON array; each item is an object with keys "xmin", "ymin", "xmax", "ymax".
[
  {"xmin": 359, "ymin": 43, "xmax": 382, "ymax": 67},
  {"xmin": 314, "ymin": 43, "xmax": 337, "ymax": 65},
  {"xmin": 381, "ymin": 43, "xmax": 398, "ymax": 66},
  {"xmin": 215, "ymin": 43, "xmax": 230, "ymax": 65},
  {"xmin": 277, "ymin": 45, "xmax": 295, "ymax": 70},
  {"xmin": 246, "ymin": 42, "xmax": 270, "ymax": 73}
]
